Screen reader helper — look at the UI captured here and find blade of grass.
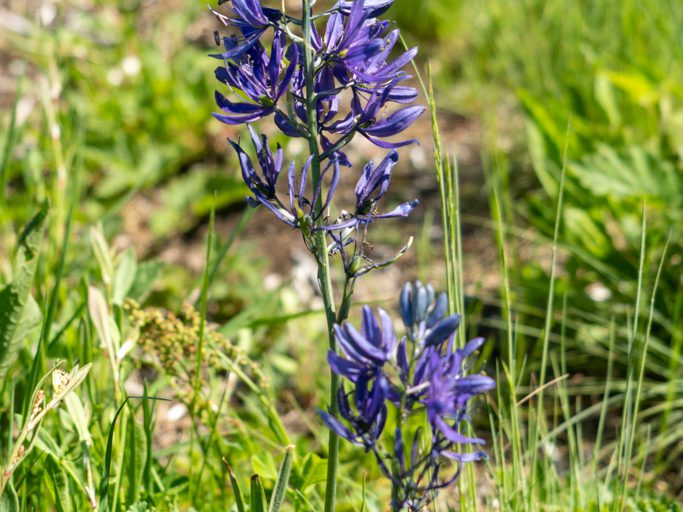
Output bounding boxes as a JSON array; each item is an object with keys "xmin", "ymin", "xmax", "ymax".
[
  {"xmin": 614, "ymin": 201, "xmax": 648, "ymax": 511},
  {"xmin": 223, "ymin": 459, "xmax": 246, "ymax": 512},
  {"xmin": 268, "ymin": 445, "xmax": 294, "ymax": 512},
  {"xmin": 98, "ymin": 396, "xmax": 169, "ymax": 512},
  {"xmin": 250, "ymin": 474, "xmax": 267, "ymax": 512}
]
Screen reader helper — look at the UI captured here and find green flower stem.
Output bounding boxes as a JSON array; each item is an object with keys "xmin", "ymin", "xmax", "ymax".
[{"xmin": 300, "ymin": 2, "xmax": 345, "ymax": 510}]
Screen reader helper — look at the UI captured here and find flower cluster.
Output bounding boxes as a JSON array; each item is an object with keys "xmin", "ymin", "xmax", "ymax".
[
  {"xmin": 320, "ymin": 282, "xmax": 495, "ymax": 510},
  {"xmin": 211, "ymin": 0, "xmax": 422, "ymax": 277}
]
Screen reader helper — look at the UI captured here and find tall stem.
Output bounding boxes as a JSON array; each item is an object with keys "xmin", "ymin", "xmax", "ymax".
[{"xmin": 300, "ymin": 3, "xmax": 342, "ymax": 510}]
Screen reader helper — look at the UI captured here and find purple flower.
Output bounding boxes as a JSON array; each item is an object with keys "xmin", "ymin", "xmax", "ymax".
[
  {"xmin": 316, "ymin": 5, "xmax": 387, "ymax": 83},
  {"xmin": 320, "ymin": 282, "xmax": 495, "ymax": 510},
  {"xmin": 336, "ymin": 0, "xmax": 395, "ymax": 17},
  {"xmin": 287, "ymin": 154, "xmax": 340, "ymax": 228},
  {"xmin": 210, "ymin": 1, "xmax": 282, "ymax": 59},
  {"xmin": 328, "ymin": 305, "xmax": 396, "ymax": 382},
  {"xmin": 324, "ymin": 151, "xmax": 419, "ymax": 232},
  {"xmin": 321, "ymin": 1, "xmax": 417, "ymax": 87},
  {"xmin": 325, "ymin": 83, "xmax": 424, "ymax": 149},
  {"xmin": 420, "ymin": 339, "xmax": 495, "ymax": 446},
  {"xmin": 230, "ymin": 125, "xmax": 282, "ymax": 198},
  {"xmin": 319, "ymin": 377, "xmax": 388, "ymax": 449},
  {"xmin": 230, "ymin": 127, "xmax": 339, "ymax": 229},
  {"xmin": 213, "ymin": 31, "xmax": 300, "ymax": 125}
]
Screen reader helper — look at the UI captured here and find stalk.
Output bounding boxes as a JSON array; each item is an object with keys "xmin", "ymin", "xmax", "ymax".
[{"xmin": 300, "ymin": 2, "xmax": 343, "ymax": 510}]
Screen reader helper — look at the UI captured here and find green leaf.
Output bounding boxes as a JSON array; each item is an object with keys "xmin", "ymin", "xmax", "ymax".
[
  {"xmin": 0, "ymin": 481, "xmax": 19, "ymax": 512},
  {"xmin": 298, "ymin": 453, "xmax": 327, "ymax": 491},
  {"xmin": 225, "ymin": 463, "xmax": 246, "ymax": 512},
  {"xmin": 563, "ymin": 207, "xmax": 611, "ymax": 259},
  {"xmin": 595, "ymin": 72, "xmax": 622, "ymax": 128},
  {"xmin": 250, "ymin": 453, "xmax": 278, "ymax": 481},
  {"xmin": 249, "ymin": 475, "xmax": 267, "ymax": 512},
  {"xmin": 570, "ymin": 146, "xmax": 681, "ymax": 205},
  {"xmin": 126, "ymin": 502, "xmax": 153, "ymax": 512},
  {"xmin": 128, "ymin": 261, "xmax": 164, "ymax": 302},
  {"xmin": 125, "ymin": 413, "xmax": 148, "ymax": 506},
  {"xmin": 88, "ymin": 286, "xmax": 121, "ymax": 358},
  {"xmin": 113, "ymin": 247, "xmax": 138, "ymax": 306},
  {"xmin": 99, "ymin": 398, "xmax": 130, "ymax": 512},
  {"xmin": 48, "ymin": 458, "xmax": 72, "ymax": 512},
  {"xmin": 268, "ymin": 446, "xmax": 294, "ymax": 512},
  {"xmin": 90, "ymin": 226, "xmax": 114, "ymax": 288},
  {"xmin": 0, "ymin": 205, "xmax": 47, "ymax": 381},
  {"xmin": 63, "ymin": 392, "xmax": 92, "ymax": 445},
  {"xmin": 601, "ymin": 70, "xmax": 660, "ymax": 107},
  {"xmin": 99, "ymin": 396, "xmax": 169, "ymax": 512}
]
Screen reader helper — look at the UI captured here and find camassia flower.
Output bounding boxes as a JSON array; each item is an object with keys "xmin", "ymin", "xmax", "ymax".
[
  {"xmin": 210, "ymin": 0, "xmax": 282, "ymax": 59},
  {"xmin": 212, "ymin": 0, "xmax": 423, "ymax": 152},
  {"xmin": 320, "ymin": 282, "xmax": 495, "ymax": 510},
  {"xmin": 328, "ymin": 305, "xmax": 396, "ymax": 383},
  {"xmin": 317, "ymin": 2, "xmax": 418, "ymax": 87},
  {"xmin": 323, "ymin": 82, "xmax": 424, "ymax": 149},
  {"xmin": 325, "ymin": 150, "xmax": 419, "ymax": 231},
  {"xmin": 213, "ymin": 30, "xmax": 299, "ymax": 125},
  {"xmin": 230, "ymin": 126, "xmax": 339, "ymax": 229},
  {"xmin": 336, "ymin": 0, "xmax": 396, "ymax": 17},
  {"xmin": 319, "ymin": 378, "xmax": 388, "ymax": 449}
]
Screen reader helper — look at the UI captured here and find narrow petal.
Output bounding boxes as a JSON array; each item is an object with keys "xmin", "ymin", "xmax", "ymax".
[
  {"xmin": 327, "ymin": 351, "xmax": 364, "ymax": 381},
  {"xmin": 435, "ymin": 417, "xmax": 486, "ymax": 445},
  {"xmin": 426, "ymin": 292, "xmax": 448, "ymax": 328},
  {"xmin": 232, "ymin": 0, "xmax": 269, "ymax": 27},
  {"xmin": 362, "ymin": 133, "xmax": 418, "ymax": 149},
  {"xmin": 425, "ymin": 314, "xmax": 462, "ymax": 347},
  {"xmin": 372, "ymin": 199, "xmax": 419, "ymax": 219},
  {"xmin": 318, "ymin": 410, "xmax": 362, "ymax": 446},
  {"xmin": 377, "ymin": 308, "xmax": 395, "ymax": 353},
  {"xmin": 441, "ymin": 450, "xmax": 488, "ymax": 463},
  {"xmin": 343, "ymin": 322, "xmax": 388, "ymax": 364},
  {"xmin": 364, "ymin": 105, "xmax": 425, "ymax": 138}
]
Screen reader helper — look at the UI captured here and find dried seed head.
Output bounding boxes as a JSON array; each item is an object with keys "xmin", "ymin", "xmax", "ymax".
[{"xmin": 52, "ymin": 369, "xmax": 70, "ymax": 394}]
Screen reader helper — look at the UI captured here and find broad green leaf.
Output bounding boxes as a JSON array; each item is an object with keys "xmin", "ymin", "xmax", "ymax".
[
  {"xmin": 570, "ymin": 146, "xmax": 681, "ymax": 206},
  {"xmin": 518, "ymin": 89, "xmax": 566, "ymax": 157},
  {"xmin": 563, "ymin": 207, "xmax": 611, "ymax": 259},
  {"xmin": 113, "ymin": 247, "xmax": 138, "ymax": 306},
  {"xmin": 64, "ymin": 393, "xmax": 92, "ymax": 445},
  {"xmin": 595, "ymin": 72, "xmax": 621, "ymax": 128},
  {"xmin": 128, "ymin": 261, "xmax": 164, "ymax": 302},
  {"xmin": 298, "ymin": 453, "xmax": 327, "ymax": 491},
  {"xmin": 268, "ymin": 446, "xmax": 294, "ymax": 512},
  {"xmin": 90, "ymin": 226, "xmax": 114, "ymax": 288},
  {"xmin": 10, "ymin": 295, "xmax": 42, "ymax": 355},
  {"xmin": 0, "ymin": 481, "xmax": 19, "ymax": 512},
  {"xmin": 0, "ymin": 206, "xmax": 47, "ymax": 380},
  {"xmin": 48, "ymin": 458, "xmax": 72, "ymax": 512},
  {"xmin": 88, "ymin": 286, "xmax": 121, "ymax": 356},
  {"xmin": 34, "ymin": 430, "xmax": 88, "ymax": 500},
  {"xmin": 602, "ymin": 70, "xmax": 659, "ymax": 107},
  {"xmin": 250, "ymin": 453, "xmax": 278, "ymax": 481}
]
